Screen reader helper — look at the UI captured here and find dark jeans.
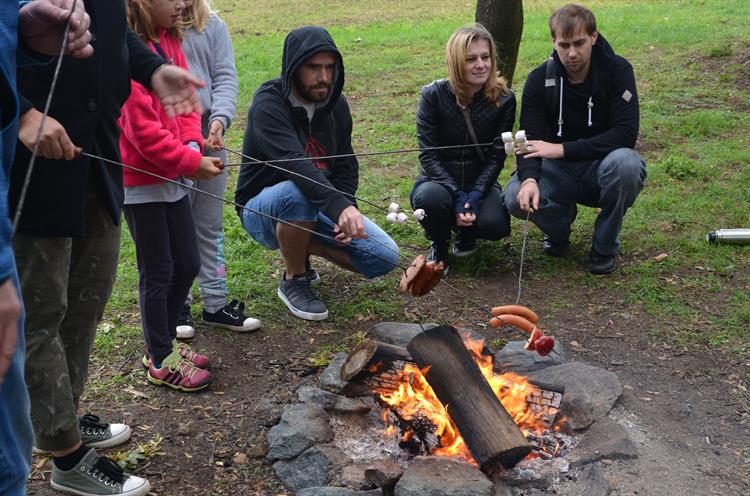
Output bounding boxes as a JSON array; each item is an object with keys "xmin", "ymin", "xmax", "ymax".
[
  {"xmin": 410, "ymin": 180, "xmax": 511, "ymax": 243},
  {"xmin": 124, "ymin": 195, "xmax": 200, "ymax": 364},
  {"xmin": 14, "ymin": 194, "xmax": 119, "ymax": 451},
  {"xmin": 504, "ymin": 148, "xmax": 647, "ymax": 255}
]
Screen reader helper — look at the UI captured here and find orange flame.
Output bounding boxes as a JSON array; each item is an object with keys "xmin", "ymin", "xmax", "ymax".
[{"xmin": 378, "ymin": 334, "xmax": 558, "ymax": 462}]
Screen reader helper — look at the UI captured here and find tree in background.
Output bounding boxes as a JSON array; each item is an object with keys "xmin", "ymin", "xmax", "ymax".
[{"xmin": 476, "ymin": 0, "xmax": 523, "ymax": 87}]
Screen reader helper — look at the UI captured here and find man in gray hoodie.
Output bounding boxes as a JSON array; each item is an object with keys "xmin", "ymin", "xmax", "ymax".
[{"xmin": 235, "ymin": 26, "xmax": 399, "ymax": 321}]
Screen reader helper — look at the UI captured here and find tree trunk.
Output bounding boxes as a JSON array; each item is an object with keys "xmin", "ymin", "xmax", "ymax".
[
  {"xmin": 407, "ymin": 325, "xmax": 531, "ymax": 472},
  {"xmin": 476, "ymin": 0, "xmax": 524, "ymax": 88}
]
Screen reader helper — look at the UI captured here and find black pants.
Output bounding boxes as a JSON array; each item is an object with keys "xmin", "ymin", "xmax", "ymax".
[
  {"xmin": 410, "ymin": 180, "xmax": 511, "ymax": 243},
  {"xmin": 123, "ymin": 196, "xmax": 200, "ymax": 363}
]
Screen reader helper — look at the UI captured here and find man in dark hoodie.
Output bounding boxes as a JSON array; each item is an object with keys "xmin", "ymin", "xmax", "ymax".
[
  {"xmin": 504, "ymin": 4, "xmax": 647, "ymax": 274},
  {"xmin": 236, "ymin": 26, "xmax": 399, "ymax": 321}
]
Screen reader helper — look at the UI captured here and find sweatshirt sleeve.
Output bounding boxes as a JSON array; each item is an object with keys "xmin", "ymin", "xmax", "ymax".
[
  {"xmin": 416, "ymin": 85, "xmax": 461, "ymax": 194},
  {"xmin": 207, "ymin": 17, "xmax": 237, "ymax": 131},
  {"xmin": 119, "ymin": 81, "xmax": 202, "ymax": 176},
  {"xmin": 328, "ymin": 97, "xmax": 358, "ymax": 200},
  {"xmin": 126, "ymin": 28, "xmax": 163, "ymax": 90},
  {"xmin": 562, "ymin": 61, "xmax": 639, "ymax": 161},
  {"xmin": 248, "ymin": 101, "xmax": 353, "ymax": 222},
  {"xmin": 516, "ymin": 69, "xmax": 548, "ymax": 182},
  {"xmin": 0, "ymin": 159, "xmax": 12, "ymax": 283},
  {"xmin": 173, "ymin": 46, "xmax": 203, "ymax": 147},
  {"xmin": 471, "ymin": 91, "xmax": 517, "ymax": 195}
]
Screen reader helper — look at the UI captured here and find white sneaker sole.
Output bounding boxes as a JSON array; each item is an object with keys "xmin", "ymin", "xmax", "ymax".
[
  {"xmin": 50, "ymin": 478, "xmax": 151, "ymax": 496},
  {"xmin": 176, "ymin": 325, "xmax": 195, "ymax": 339},
  {"xmin": 201, "ymin": 317, "xmax": 261, "ymax": 333},
  {"xmin": 452, "ymin": 247, "xmax": 477, "ymax": 258},
  {"xmin": 33, "ymin": 425, "xmax": 132, "ymax": 454},
  {"xmin": 277, "ymin": 288, "xmax": 328, "ymax": 321}
]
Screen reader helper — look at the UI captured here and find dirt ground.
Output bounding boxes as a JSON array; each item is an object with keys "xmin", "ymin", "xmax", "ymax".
[{"xmin": 26, "ymin": 250, "xmax": 750, "ymax": 496}]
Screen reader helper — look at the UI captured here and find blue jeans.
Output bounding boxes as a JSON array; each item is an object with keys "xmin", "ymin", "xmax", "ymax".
[
  {"xmin": 242, "ymin": 181, "xmax": 400, "ymax": 278},
  {"xmin": 504, "ymin": 148, "xmax": 646, "ymax": 255},
  {"xmin": 0, "ymin": 269, "xmax": 33, "ymax": 496}
]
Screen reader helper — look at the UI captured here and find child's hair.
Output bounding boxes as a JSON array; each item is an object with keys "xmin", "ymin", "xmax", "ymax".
[
  {"xmin": 182, "ymin": 0, "xmax": 215, "ymax": 33},
  {"xmin": 126, "ymin": 0, "xmax": 185, "ymax": 43}
]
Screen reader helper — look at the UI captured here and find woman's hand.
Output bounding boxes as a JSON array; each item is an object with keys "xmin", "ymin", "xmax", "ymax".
[
  {"xmin": 18, "ymin": 108, "xmax": 77, "ymax": 160},
  {"xmin": 192, "ymin": 156, "xmax": 223, "ymax": 180}
]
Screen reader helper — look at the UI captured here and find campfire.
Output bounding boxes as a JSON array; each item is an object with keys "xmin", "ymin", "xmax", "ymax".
[{"xmin": 340, "ymin": 326, "xmax": 566, "ymax": 473}]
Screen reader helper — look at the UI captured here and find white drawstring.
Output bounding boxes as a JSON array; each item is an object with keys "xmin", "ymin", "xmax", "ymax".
[
  {"xmin": 587, "ymin": 96, "xmax": 594, "ymax": 127},
  {"xmin": 556, "ymin": 76, "xmax": 564, "ymax": 137}
]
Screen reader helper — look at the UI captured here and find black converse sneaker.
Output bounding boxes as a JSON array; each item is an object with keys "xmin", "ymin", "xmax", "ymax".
[
  {"xmin": 176, "ymin": 304, "xmax": 195, "ymax": 339},
  {"xmin": 50, "ymin": 448, "xmax": 150, "ymax": 496},
  {"xmin": 201, "ymin": 300, "xmax": 261, "ymax": 332},
  {"xmin": 426, "ymin": 241, "xmax": 450, "ymax": 275},
  {"xmin": 34, "ymin": 414, "xmax": 131, "ymax": 454},
  {"xmin": 452, "ymin": 236, "xmax": 478, "ymax": 257},
  {"xmin": 277, "ymin": 272, "xmax": 328, "ymax": 321}
]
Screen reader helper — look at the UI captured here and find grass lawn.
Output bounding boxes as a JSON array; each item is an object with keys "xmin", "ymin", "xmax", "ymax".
[{"xmin": 104, "ymin": 0, "xmax": 749, "ymax": 372}]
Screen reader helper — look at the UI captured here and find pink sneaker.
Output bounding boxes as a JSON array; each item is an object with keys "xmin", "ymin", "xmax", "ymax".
[
  {"xmin": 147, "ymin": 351, "xmax": 212, "ymax": 392},
  {"xmin": 173, "ymin": 339, "xmax": 210, "ymax": 369}
]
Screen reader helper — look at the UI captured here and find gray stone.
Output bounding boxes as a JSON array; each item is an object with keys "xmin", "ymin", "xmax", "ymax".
[
  {"xmin": 297, "ymin": 488, "xmax": 381, "ymax": 496},
  {"xmin": 492, "ymin": 480, "xmax": 513, "ymax": 496},
  {"xmin": 298, "ymin": 385, "xmax": 371, "ymax": 414},
  {"xmin": 267, "ymin": 403, "xmax": 333, "ymax": 461},
  {"xmin": 372, "ymin": 322, "xmax": 438, "ymax": 347},
  {"xmin": 394, "ymin": 456, "xmax": 494, "ymax": 496},
  {"xmin": 494, "ymin": 340, "xmax": 566, "ymax": 375},
  {"xmin": 526, "ymin": 362, "xmax": 622, "ymax": 430},
  {"xmin": 568, "ymin": 417, "xmax": 638, "ymax": 467},
  {"xmin": 364, "ymin": 458, "xmax": 403, "ymax": 491},
  {"xmin": 564, "ymin": 465, "xmax": 613, "ymax": 496},
  {"xmin": 272, "ymin": 444, "xmax": 349, "ymax": 492},
  {"xmin": 337, "ymin": 463, "xmax": 373, "ymax": 490},
  {"xmin": 320, "ymin": 352, "xmax": 349, "ymax": 392}
]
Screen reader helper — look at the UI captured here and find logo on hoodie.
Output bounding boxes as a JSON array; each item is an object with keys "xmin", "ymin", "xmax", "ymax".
[{"xmin": 305, "ymin": 136, "xmax": 329, "ymax": 170}]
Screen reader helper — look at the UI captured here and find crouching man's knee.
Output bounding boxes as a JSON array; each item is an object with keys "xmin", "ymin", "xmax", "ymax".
[{"xmin": 599, "ymin": 148, "xmax": 647, "ymax": 193}]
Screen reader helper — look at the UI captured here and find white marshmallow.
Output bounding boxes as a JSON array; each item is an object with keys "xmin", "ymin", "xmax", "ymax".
[
  {"xmin": 386, "ymin": 212, "xmax": 399, "ymax": 223},
  {"xmin": 396, "ymin": 212, "xmax": 408, "ymax": 224},
  {"xmin": 388, "ymin": 202, "xmax": 400, "ymax": 213},
  {"xmin": 504, "ymin": 142, "xmax": 515, "ymax": 155},
  {"xmin": 515, "ymin": 130, "xmax": 527, "ymax": 142},
  {"xmin": 501, "ymin": 131, "xmax": 514, "ymax": 143},
  {"xmin": 412, "ymin": 209, "xmax": 426, "ymax": 221}
]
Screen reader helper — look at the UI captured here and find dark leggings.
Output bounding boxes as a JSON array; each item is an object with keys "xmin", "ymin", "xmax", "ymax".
[
  {"xmin": 123, "ymin": 195, "xmax": 200, "ymax": 364},
  {"xmin": 410, "ymin": 180, "xmax": 511, "ymax": 242}
]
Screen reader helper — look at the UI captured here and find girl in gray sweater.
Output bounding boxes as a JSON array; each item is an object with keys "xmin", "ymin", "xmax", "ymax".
[{"xmin": 179, "ymin": 0, "xmax": 261, "ymax": 337}]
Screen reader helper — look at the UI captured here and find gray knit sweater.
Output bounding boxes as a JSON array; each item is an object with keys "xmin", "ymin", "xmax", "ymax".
[{"xmin": 182, "ymin": 14, "xmax": 238, "ymax": 134}]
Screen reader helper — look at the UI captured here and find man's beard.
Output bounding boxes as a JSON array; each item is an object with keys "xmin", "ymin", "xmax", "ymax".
[{"xmin": 293, "ymin": 77, "xmax": 331, "ymax": 103}]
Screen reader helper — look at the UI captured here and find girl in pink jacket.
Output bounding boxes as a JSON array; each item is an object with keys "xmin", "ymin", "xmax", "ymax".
[{"xmin": 120, "ymin": 0, "xmax": 222, "ymax": 392}]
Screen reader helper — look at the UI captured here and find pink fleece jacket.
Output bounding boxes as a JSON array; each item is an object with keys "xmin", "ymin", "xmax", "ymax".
[{"xmin": 119, "ymin": 29, "xmax": 203, "ymax": 187}]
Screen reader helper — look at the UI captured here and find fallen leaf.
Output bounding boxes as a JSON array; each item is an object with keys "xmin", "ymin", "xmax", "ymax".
[
  {"xmin": 654, "ymin": 253, "xmax": 668, "ymax": 261},
  {"xmin": 123, "ymin": 387, "xmax": 149, "ymax": 399}
]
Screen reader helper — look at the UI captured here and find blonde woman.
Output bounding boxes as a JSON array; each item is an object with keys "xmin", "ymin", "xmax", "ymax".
[
  {"xmin": 411, "ymin": 24, "xmax": 515, "ymax": 272},
  {"xmin": 178, "ymin": 0, "xmax": 261, "ymax": 336}
]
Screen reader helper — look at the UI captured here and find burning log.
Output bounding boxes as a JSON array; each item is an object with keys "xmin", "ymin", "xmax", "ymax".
[
  {"xmin": 340, "ymin": 340, "xmax": 415, "ymax": 397},
  {"xmin": 407, "ymin": 325, "xmax": 532, "ymax": 472}
]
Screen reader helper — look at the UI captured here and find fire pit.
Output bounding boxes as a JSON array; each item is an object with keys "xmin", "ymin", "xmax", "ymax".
[{"xmin": 266, "ymin": 322, "xmax": 629, "ymax": 495}]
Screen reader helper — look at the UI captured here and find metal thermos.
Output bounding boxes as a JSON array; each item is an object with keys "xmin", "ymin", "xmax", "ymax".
[{"xmin": 706, "ymin": 228, "xmax": 750, "ymax": 245}]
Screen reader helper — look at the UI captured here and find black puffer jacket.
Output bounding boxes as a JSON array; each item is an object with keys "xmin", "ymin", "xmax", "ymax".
[{"xmin": 416, "ymin": 79, "xmax": 515, "ymax": 195}]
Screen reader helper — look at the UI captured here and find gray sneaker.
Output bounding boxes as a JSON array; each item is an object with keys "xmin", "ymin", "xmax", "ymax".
[
  {"xmin": 277, "ymin": 272, "xmax": 328, "ymax": 321},
  {"xmin": 50, "ymin": 448, "xmax": 150, "ymax": 496},
  {"xmin": 34, "ymin": 414, "xmax": 131, "ymax": 454}
]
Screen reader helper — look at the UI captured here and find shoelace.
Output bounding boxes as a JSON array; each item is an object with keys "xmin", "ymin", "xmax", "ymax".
[
  {"xmin": 225, "ymin": 300, "xmax": 245, "ymax": 319},
  {"xmin": 79, "ymin": 413, "xmax": 108, "ymax": 435},
  {"xmin": 294, "ymin": 277, "xmax": 320, "ymax": 304},
  {"xmin": 169, "ymin": 357, "xmax": 200, "ymax": 380},
  {"xmin": 90, "ymin": 456, "xmax": 126, "ymax": 486}
]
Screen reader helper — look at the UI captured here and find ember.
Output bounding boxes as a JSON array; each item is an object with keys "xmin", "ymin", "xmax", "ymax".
[{"xmin": 377, "ymin": 333, "xmax": 564, "ymax": 464}]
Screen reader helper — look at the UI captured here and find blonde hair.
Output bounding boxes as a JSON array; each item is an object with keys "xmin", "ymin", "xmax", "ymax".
[
  {"xmin": 182, "ymin": 0, "xmax": 215, "ymax": 33},
  {"xmin": 126, "ymin": 0, "xmax": 184, "ymax": 43},
  {"xmin": 445, "ymin": 24, "xmax": 508, "ymax": 107}
]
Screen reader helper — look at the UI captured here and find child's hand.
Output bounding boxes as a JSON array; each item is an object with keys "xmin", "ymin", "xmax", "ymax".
[
  {"xmin": 192, "ymin": 156, "xmax": 223, "ymax": 180},
  {"xmin": 205, "ymin": 121, "xmax": 225, "ymax": 151}
]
